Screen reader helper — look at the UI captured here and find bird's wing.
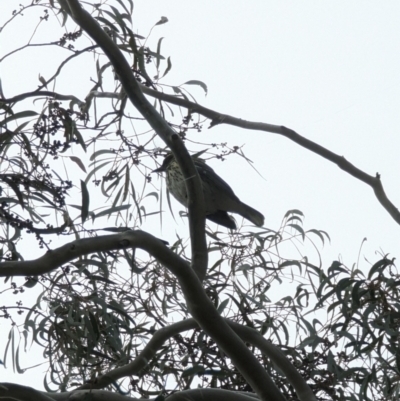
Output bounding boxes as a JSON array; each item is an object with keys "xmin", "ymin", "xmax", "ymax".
[{"xmin": 194, "ymin": 160, "xmax": 239, "ymax": 200}]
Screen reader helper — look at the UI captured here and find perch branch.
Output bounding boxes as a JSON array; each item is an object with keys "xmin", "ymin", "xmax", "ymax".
[
  {"xmin": 139, "ymin": 84, "xmax": 400, "ymax": 226},
  {"xmin": 64, "ymin": 0, "xmax": 208, "ymax": 281}
]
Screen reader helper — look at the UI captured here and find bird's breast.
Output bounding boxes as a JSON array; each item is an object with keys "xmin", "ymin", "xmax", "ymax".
[{"xmin": 166, "ymin": 169, "xmax": 189, "ymax": 206}]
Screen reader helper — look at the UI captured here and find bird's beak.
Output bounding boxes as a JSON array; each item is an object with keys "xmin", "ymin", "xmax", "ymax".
[
  {"xmin": 152, "ymin": 165, "xmax": 165, "ymax": 173},
  {"xmin": 152, "ymin": 154, "xmax": 172, "ymax": 173}
]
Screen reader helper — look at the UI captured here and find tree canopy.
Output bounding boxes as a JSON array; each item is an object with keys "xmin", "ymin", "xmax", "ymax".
[{"xmin": 1, "ymin": 2, "xmax": 400, "ymax": 401}]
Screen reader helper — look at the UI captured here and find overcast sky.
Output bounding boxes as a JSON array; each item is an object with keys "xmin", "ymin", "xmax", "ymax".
[
  {"xmin": 131, "ymin": 0, "xmax": 400, "ymax": 263},
  {"xmin": 1, "ymin": 0, "xmax": 400, "ymax": 388},
  {"xmin": 154, "ymin": 1, "xmax": 400, "ymax": 253}
]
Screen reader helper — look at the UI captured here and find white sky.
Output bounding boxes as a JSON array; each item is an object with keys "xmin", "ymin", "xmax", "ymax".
[
  {"xmin": 131, "ymin": 0, "xmax": 400, "ymax": 263},
  {"xmin": 1, "ymin": 0, "xmax": 400, "ymax": 389}
]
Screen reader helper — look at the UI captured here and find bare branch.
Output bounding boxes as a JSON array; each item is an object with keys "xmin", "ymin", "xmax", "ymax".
[
  {"xmin": 36, "ymin": 45, "xmax": 98, "ymax": 91},
  {"xmin": 1, "ymin": 90, "xmax": 84, "ymax": 107},
  {"xmin": 139, "ymin": 84, "xmax": 400, "ymax": 226},
  {"xmin": 0, "ymin": 42, "xmax": 60, "ymax": 64}
]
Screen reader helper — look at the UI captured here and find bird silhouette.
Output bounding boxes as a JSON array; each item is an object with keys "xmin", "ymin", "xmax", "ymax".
[{"xmin": 153, "ymin": 154, "xmax": 264, "ymax": 229}]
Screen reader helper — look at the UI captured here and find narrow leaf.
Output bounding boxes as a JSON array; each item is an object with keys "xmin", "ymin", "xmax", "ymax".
[
  {"xmin": 69, "ymin": 156, "xmax": 86, "ymax": 173},
  {"xmin": 0, "ymin": 111, "xmax": 38, "ymax": 127},
  {"xmin": 155, "ymin": 16, "xmax": 168, "ymax": 26},
  {"xmin": 81, "ymin": 180, "xmax": 90, "ymax": 223},
  {"xmin": 156, "ymin": 37, "xmax": 164, "ymax": 69},
  {"xmin": 183, "ymin": 80, "xmax": 208, "ymax": 95},
  {"xmin": 161, "ymin": 56, "xmax": 172, "ymax": 78},
  {"xmin": 95, "ymin": 204, "xmax": 131, "ymax": 219}
]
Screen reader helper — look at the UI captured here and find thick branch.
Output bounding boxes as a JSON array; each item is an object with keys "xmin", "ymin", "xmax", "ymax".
[
  {"xmin": 0, "ymin": 385, "xmax": 133, "ymax": 401},
  {"xmin": 64, "ymin": 0, "xmax": 208, "ymax": 281},
  {"xmin": 0, "ymin": 231, "xmax": 166, "ymax": 276},
  {"xmin": 139, "ymin": 84, "xmax": 400, "ymax": 226},
  {"xmin": 228, "ymin": 322, "xmax": 317, "ymax": 401},
  {"xmin": 0, "ymin": 232, "xmax": 286, "ymax": 401},
  {"xmin": 81, "ymin": 318, "xmax": 314, "ymax": 401},
  {"xmin": 167, "ymin": 389, "xmax": 260, "ymax": 401},
  {"xmin": 79, "ymin": 320, "xmax": 197, "ymax": 389},
  {"xmin": 0, "ymin": 383, "xmax": 55, "ymax": 401},
  {"xmin": 67, "ymin": 389, "xmax": 134, "ymax": 401}
]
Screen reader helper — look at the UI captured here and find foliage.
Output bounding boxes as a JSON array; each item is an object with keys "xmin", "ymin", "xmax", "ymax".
[{"xmin": 0, "ymin": 2, "xmax": 398, "ymax": 401}]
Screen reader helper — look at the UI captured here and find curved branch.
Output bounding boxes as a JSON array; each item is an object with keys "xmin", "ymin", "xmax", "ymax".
[
  {"xmin": 0, "ymin": 231, "xmax": 166, "ymax": 276},
  {"xmin": 167, "ymin": 389, "xmax": 260, "ymax": 401},
  {"xmin": 64, "ymin": 0, "xmax": 208, "ymax": 281},
  {"xmin": 83, "ymin": 318, "xmax": 314, "ymax": 401},
  {"xmin": 228, "ymin": 321, "xmax": 317, "ymax": 401},
  {"xmin": 139, "ymin": 84, "xmax": 400, "ymax": 226},
  {"xmin": 0, "ymin": 205, "xmax": 68, "ymax": 234},
  {"xmin": 1, "ymin": 90, "xmax": 84, "ymax": 107},
  {"xmin": 0, "ymin": 383, "xmax": 55, "ymax": 401},
  {"xmin": 68, "ymin": 389, "xmax": 134, "ymax": 401},
  {"xmin": 79, "ymin": 319, "xmax": 197, "ymax": 389},
  {"xmin": 0, "ymin": 385, "xmax": 133, "ymax": 401},
  {"xmin": 36, "ymin": 45, "xmax": 98, "ymax": 91},
  {"xmin": 2, "ymin": 89, "xmax": 116, "ymax": 114},
  {"xmin": 0, "ymin": 232, "xmax": 287, "ymax": 401},
  {"xmin": 0, "ymin": 42, "xmax": 60, "ymax": 64}
]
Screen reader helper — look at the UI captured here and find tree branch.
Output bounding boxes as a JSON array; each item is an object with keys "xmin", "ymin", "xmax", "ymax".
[
  {"xmin": 81, "ymin": 318, "xmax": 315, "ymax": 401},
  {"xmin": 35, "ymin": 45, "xmax": 98, "ymax": 91},
  {"xmin": 0, "ymin": 231, "xmax": 167, "ymax": 276},
  {"xmin": 0, "ymin": 383, "xmax": 56, "ymax": 401},
  {"xmin": 227, "ymin": 321, "xmax": 317, "ymax": 401},
  {"xmin": 139, "ymin": 84, "xmax": 400, "ymax": 226},
  {"xmin": 31, "ymin": 387, "xmax": 259, "ymax": 401},
  {"xmin": 78, "ymin": 319, "xmax": 197, "ymax": 389},
  {"xmin": 67, "ymin": 389, "xmax": 134, "ymax": 401},
  {"xmin": 64, "ymin": 0, "xmax": 208, "ymax": 281},
  {"xmin": 167, "ymin": 389, "xmax": 260, "ymax": 401},
  {"xmin": 1, "ymin": 90, "xmax": 84, "ymax": 107},
  {"xmin": 0, "ymin": 232, "xmax": 287, "ymax": 401}
]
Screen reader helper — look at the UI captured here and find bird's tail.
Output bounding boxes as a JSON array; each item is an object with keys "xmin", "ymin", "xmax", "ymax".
[
  {"xmin": 238, "ymin": 202, "xmax": 264, "ymax": 227},
  {"xmin": 206, "ymin": 210, "xmax": 237, "ymax": 229}
]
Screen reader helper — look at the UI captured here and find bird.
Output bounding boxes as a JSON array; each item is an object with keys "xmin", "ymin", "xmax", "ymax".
[{"xmin": 153, "ymin": 154, "xmax": 264, "ymax": 229}]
